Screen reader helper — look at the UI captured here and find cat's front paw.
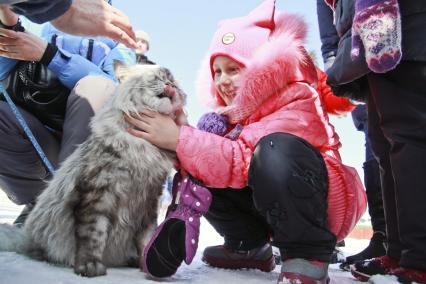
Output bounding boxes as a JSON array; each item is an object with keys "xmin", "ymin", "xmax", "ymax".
[
  {"xmin": 127, "ymin": 256, "xmax": 139, "ymax": 268},
  {"xmin": 74, "ymin": 260, "xmax": 107, "ymax": 277}
]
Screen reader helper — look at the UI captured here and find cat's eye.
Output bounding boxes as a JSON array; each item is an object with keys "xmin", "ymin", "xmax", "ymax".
[{"xmin": 157, "ymin": 93, "xmax": 167, "ymax": 98}]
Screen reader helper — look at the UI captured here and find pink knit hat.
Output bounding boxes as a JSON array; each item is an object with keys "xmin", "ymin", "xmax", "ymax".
[
  {"xmin": 208, "ymin": 0, "xmax": 276, "ymax": 77},
  {"xmin": 197, "ymin": 0, "xmax": 317, "ymax": 123}
]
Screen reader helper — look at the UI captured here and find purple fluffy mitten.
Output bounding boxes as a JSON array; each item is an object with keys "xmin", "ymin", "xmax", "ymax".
[
  {"xmin": 197, "ymin": 112, "xmax": 243, "ymax": 140},
  {"xmin": 351, "ymin": 0, "xmax": 402, "ymax": 73},
  {"xmin": 196, "ymin": 112, "xmax": 229, "ymax": 136}
]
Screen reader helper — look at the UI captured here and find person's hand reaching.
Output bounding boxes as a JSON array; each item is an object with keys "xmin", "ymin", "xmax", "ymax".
[{"xmin": 51, "ymin": 0, "xmax": 137, "ymax": 49}]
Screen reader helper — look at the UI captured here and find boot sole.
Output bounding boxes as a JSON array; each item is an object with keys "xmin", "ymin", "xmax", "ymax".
[
  {"xmin": 349, "ymin": 264, "xmax": 373, "ymax": 282},
  {"xmin": 201, "ymin": 254, "xmax": 276, "ymax": 272}
]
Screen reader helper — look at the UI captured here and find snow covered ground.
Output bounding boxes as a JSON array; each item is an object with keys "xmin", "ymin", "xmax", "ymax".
[{"xmin": 0, "ymin": 192, "xmax": 398, "ymax": 284}]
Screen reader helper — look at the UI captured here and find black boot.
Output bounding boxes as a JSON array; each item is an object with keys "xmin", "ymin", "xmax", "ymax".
[
  {"xmin": 13, "ymin": 201, "xmax": 35, "ymax": 228},
  {"xmin": 330, "ymin": 246, "xmax": 345, "ymax": 264},
  {"xmin": 340, "ymin": 231, "xmax": 387, "ymax": 270},
  {"xmin": 143, "ymin": 219, "xmax": 186, "ymax": 278},
  {"xmin": 330, "ymin": 240, "xmax": 346, "ymax": 264},
  {"xmin": 202, "ymin": 242, "xmax": 275, "ymax": 272}
]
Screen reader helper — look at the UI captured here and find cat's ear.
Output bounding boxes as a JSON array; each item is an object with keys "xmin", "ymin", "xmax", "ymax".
[{"xmin": 113, "ymin": 60, "xmax": 131, "ymax": 83}]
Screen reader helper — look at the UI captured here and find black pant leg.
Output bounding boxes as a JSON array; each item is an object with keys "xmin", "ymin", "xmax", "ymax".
[
  {"xmin": 248, "ymin": 132, "xmax": 336, "ymax": 262},
  {"xmin": 367, "ymin": 80, "xmax": 402, "ymax": 260},
  {"xmin": 0, "ymin": 102, "xmax": 59, "ymax": 205},
  {"xmin": 367, "ymin": 61, "xmax": 426, "ymax": 270},
  {"xmin": 204, "ymin": 187, "xmax": 271, "ymax": 251}
]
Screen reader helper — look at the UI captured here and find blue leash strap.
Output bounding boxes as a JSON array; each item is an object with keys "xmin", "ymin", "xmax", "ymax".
[{"xmin": 0, "ymin": 83, "xmax": 56, "ymax": 175}]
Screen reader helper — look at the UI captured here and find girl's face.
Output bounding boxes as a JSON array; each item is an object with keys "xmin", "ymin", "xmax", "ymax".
[{"xmin": 212, "ymin": 56, "xmax": 243, "ymax": 106}]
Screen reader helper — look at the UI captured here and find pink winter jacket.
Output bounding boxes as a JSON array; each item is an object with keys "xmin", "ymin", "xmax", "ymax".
[{"xmin": 177, "ymin": 13, "xmax": 366, "ymax": 241}]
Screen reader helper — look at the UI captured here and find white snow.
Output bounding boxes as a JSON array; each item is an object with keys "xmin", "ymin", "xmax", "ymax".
[
  {"xmin": 369, "ymin": 275, "xmax": 401, "ymax": 284},
  {"xmin": 0, "ymin": 193, "xmax": 370, "ymax": 284},
  {"xmin": 0, "ymin": 242, "xmax": 367, "ymax": 284}
]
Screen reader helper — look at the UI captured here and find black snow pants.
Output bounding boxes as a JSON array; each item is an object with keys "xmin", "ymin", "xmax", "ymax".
[{"xmin": 204, "ymin": 132, "xmax": 337, "ymax": 262}]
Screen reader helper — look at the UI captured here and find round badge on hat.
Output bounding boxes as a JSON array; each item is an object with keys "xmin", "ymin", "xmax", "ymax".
[{"xmin": 222, "ymin": 33, "xmax": 235, "ymax": 45}]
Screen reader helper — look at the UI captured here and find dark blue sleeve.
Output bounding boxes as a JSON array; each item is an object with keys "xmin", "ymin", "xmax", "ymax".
[
  {"xmin": 10, "ymin": 0, "xmax": 72, "ymax": 24},
  {"xmin": 316, "ymin": 0, "xmax": 340, "ymax": 67}
]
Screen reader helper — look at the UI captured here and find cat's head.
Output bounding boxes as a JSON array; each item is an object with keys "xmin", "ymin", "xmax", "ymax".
[{"xmin": 113, "ymin": 62, "xmax": 186, "ymax": 116}]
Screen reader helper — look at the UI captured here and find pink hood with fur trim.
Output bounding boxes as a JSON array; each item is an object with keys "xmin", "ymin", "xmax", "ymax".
[
  {"xmin": 178, "ymin": 1, "xmax": 366, "ymax": 241},
  {"xmin": 197, "ymin": 5, "xmax": 318, "ymax": 124}
]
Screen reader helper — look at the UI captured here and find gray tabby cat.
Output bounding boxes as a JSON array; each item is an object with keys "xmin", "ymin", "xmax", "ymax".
[{"xmin": 0, "ymin": 63, "xmax": 186, "ymax": 277}]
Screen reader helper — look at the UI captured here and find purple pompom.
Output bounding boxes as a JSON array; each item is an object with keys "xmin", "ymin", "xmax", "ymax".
[{"xmin": 197, "ymin": 112, "xmax": 229, "ymax": 136}]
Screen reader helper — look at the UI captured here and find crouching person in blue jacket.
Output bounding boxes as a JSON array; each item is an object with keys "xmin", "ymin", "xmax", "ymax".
[{"xmin": 0, "ymin": 6, "xmax": 136, "ymax": 226}]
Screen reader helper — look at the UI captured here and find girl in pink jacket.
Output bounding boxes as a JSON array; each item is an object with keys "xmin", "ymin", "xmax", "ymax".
[{"xmin": 126, "ymin": 0, "xmax": 366, "ymax": 283}]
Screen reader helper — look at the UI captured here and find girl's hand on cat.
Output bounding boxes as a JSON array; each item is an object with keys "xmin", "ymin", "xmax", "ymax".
[
  {"xmin": 175, "ymin": 108, "xmax": 188, "ymax": 126},
  {"xmin": 124, "ymin": 110, "xmax": 180, "ymax": 151}
]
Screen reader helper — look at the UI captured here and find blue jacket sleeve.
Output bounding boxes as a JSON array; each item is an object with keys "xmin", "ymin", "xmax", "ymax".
[
  {"xmin": 316, "ymin": 0, "xmax": 340, "ymax": 69},
  {"xmin": 10, "ymin": 0, "xmax": 72, "ymax": 24},
  {"xmin": 48, "ymin": 48, "xmax": 111, "ymax": 89}
]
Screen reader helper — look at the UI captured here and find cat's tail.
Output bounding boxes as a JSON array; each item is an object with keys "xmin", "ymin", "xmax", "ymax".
[{"xmin": 0, "ymin": 223, "xmax": 30, "ymax": 254}]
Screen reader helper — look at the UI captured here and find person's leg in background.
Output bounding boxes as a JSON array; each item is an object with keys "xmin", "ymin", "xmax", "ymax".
[
  {"xmin": 249, "ymin": 132, "xmax": 335, "ymax": 283},
  {"xmin": 350, "ymin": 77, "xmax": 402, "ymax": 282},
  {"xmin": 0, "ymin": 75, "xmax": 116, "ymax": 227},
  {"xmin": 58, "ymin": 76, "xmax": 116, "ymax": 163},
  {"xmin": 0, "ymin": 102, "xmax": 60, "ymax": 226},
  {"xmin": 352, "ymin": 61, "xmax": 426, "ymax": 283},
  {"xmin": 361, "ymin": 132, "xmax": 387, "ymax": 252},
  {"xmin": 341, "ymin": 105, "xmax": 387, "ymax": 269},
  {"xmin": 372, "ymin": 61, "xmax": 426, "ymax": 280}
]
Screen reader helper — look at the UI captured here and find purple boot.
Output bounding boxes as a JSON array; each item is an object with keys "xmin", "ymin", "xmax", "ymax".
[{"xmin": 142, "ymin": 172, "xmax": 212, "ymax": 278}]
